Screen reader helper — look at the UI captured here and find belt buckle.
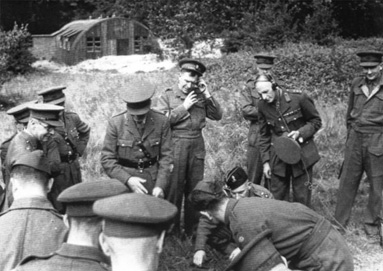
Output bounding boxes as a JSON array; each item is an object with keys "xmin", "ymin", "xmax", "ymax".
[{"xmin": 137, "ymin": 159, "xmax": 144, "ymax": 172}]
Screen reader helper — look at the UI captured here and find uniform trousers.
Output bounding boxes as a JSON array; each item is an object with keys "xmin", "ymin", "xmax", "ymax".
[
  {"xmin": 167, "ymin": 134, "xmax": 205, "ymax": 236},
  {"xmin": 270, "ymin": 165, "xmax": 312, "ymax": 207},
  {"xmin": 335, "ymin": 129, "xmax": 383, "ymax": 228}
]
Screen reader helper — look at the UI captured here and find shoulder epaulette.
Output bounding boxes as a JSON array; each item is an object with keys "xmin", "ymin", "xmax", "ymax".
[
  {"xmin": 151, "ymin": 108, "xmax": 166, "ymax": 115},
  {"xmin": 19, "ymin": 253, "xmax": 54, "ymax": 265},
  {"xmin": 288, "ymin": 89, "xmax": 302, "ymax": 94},
  {"xmin": 49, "ymin": 209, "xmax": 64, "ymax": 219},
  {"xmin": 112, "ymin": 110, "xmax": 127, "ymax": 118}
]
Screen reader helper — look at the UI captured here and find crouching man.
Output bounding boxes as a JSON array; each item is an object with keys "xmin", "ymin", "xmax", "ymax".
[
  {"xmin": 193, "ymin": 166, "xmax": 273, "ymax": 268},
  {"xmin": 190, "ymin": 180, "xmax": 354, "ymax": 271}
]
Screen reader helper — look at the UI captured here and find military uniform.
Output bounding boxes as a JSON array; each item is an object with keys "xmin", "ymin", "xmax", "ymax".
[
  {"xmin": 335, "ymin": 51, "xmax": 383, "ymax": 231},
  {"xmin": 13, "ymin": 244, "xmax": 109, "ymax": 271},
  {"xmin": 156, "ymin": 82, "xmax": 223, "ymax": 234},
  {"xmin": 0, "ymin": 197, "xmax": 67, "ymax": 270},
  {"xmin": 48, "ymin": 111, "xmax": 90, "ymax": 213},
  {"xmin": 223, "ymin": 198, "xmax": 354, "ymax": 271},
  {"xmin": 38, "ymin": 86, "xmax": 91, "ymax": 213},
  {"xmin": 258, "ymin": 88, "xmax": 321, "ymax": 206},
  {"xmin": 194, "ymin": 183, "xmax": 273, "ymax": 255}
]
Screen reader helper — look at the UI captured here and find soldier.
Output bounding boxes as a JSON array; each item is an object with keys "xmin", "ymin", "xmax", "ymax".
[
  {"xmin": 335, "ymin": 51, "xmax": 383, "ymax": 242},
  {"xmin": 0, "ymin": 101, "xmax": 36, "ymax": 208},
  {"xmin": 193, "ymin": 166, "xmax": 273, "ymax": 268},
  {"xmin": 2, "ymin": 103, "xmax": 63, "ymax": 210},
  {"xmin": 13, "ymin": 178, "xmax": 129, "ymax": 271},
  {"xmin": 0, "ymin": 151, "xmax": 67, "ymax": 271},
  {"xmin": 101, "ymin": 80, "xmax": 173, "ymax": 198},
  {"xmin": 38, "ymin": 86, "xmax": 91, "ymax": 213},
  {"xmin": 156, "ymin": 58, "xmax": 223, "ymax": 236},
  {"xmin": 190, "ymin": 181, "xmax": 354, "ymax": 271},
  {"xmin": 257, "ymin": 74, "xmax": 321, "ymax": 207},
  {"xmin": 94, "ymin": 193, "xmax": 177, "ymax": 271},
  {"xmin": 241, "ymin": 54, "xmax": 281, "ymax": 186}
]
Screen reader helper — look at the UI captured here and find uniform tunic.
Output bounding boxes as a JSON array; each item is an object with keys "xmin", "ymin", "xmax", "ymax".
[
  {"xmin": 101, "ymin": 109, "xmax": 173, "ymax": 193},
  {"xmin": 258, "ymin": 89, "xmax": 321, "ymax": 206},
  {"xmin": 335, "ymin": 75, "xmax": 383, "ymax": 228},
  {"xmin": 156, "ymin": 85, "xmax": 223, "ymax": 235},
  {"xmin": 194, "ymin": 183, "xmax": 273, "ymax": 255},
  {"xmin": 0, "ymin": 134, "xmax": 15, "ymax": 208},
  {"xmin": 240, "ymin": 79, "xmax": 264, "ymax": 185},
  {"xmin": 48, "ymin": 111, "xmax": 90, "ymax": 213},
  {"xmin": 1, "ymin": 131, "xmax": 60, "ymax": 211},
  {"xmin": 224, "ymin": 198, "xmax": 354, "ymax": 271},
  {"xmin": 0, "ymin": 197, "xmax": 67, "ymax": 271},
  {"xmin": 13, "ymin": 243, "xmax": 109, "ymax": 271}
]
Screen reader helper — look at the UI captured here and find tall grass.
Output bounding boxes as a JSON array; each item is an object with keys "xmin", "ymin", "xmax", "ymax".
[{"xmin": 1, "ymin": 44, "xmax": 382, "ymax": 270}]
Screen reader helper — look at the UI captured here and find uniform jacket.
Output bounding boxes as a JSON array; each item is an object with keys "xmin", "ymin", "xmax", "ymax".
[
  {"xmin": 54, "ymin": 111, "xmax": 91, "ymax": 158},
  {"xmin": 346, "ymin": 75, "xmax": 383, "ymax": 132},
  {"xmin": 101, "ymin": 109, "xmax": 173, "ymax": 192},
  {"xmin": 258, "ymin": 89, "xmax": 321, "ymax": 177},
  {"xmin": 156, "ymin": 85, "xmax": 223, "ymax": 136},
  {"xmin": 0, "ymin": 197, "xmax": 67, "ymax": 271},
  {"xmin": 194, "ymin": 183, "xmax": 273, "ymax": 254},
  {"xmin": 0, "ymin": 134, "xmax": 15, "ymax": 193},
  {"xmin": 13, "ymin": 243, "xmax": 109, "ymax": 271},
  {"xmin": 224, "ymin": 197, "xmax": 332, "ymax": 271}
]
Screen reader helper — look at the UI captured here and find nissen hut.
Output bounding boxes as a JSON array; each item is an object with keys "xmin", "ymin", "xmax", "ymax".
[{"xmin": 32, "ymin": 17, "xmax": 159, "ymax": 65}]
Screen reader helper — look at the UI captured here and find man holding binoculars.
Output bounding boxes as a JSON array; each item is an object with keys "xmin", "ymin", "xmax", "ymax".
[{"xmin": 156, "ymin": 58, "xmax": 223, "ymax": 237}]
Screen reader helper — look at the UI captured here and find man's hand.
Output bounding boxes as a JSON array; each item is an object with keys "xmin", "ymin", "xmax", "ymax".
[
  {"xmin": 229, "ymin": 247, "xmax": 241, "ymax": 261},
  {"xmin": 199, "ymin": 79, "xmax": 211, "ymax": 99},
  {"xmin": 127, "ymin": 177, "xmax": 148, "ymax": 194},
  {"xmin": 152, "ymin": 187, "xmax": 164, "ymax": 198},
  {"xmin": 263, "ymin": 162, "xmax": 271, "ymax": 179},
  {"xmin": 183, "ymin": 91, "xmax": 198, "ymax": 110},
  {"xmin": 287, "ymin": 130, "xmax": 300, "ymax": 141},
  {"xmin": 193, "ymin": 250, "xmax": 206, "ymax": 267}
]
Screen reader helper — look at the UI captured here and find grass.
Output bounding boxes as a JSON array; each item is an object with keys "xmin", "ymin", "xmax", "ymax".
[{"xmin": 1, "ymin": 48, "xmax": 382, "ymax": 270}]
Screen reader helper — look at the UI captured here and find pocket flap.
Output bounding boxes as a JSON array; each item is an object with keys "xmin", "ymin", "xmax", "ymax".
[
  {"xmin": 368, "ymin": 147, "xmax": 383, "ymax": 156},
  {"xmin": 117, "ymin": 139, "xmax": 134, "ymax": 147},
  {"xmin": 149, "ymin": 138, "xmax": 161, "ymax": 146}
]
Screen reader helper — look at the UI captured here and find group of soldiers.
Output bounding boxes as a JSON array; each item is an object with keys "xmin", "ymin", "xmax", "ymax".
[{"xmin": 0, "ymin": 49, "xmax": 382, "ymax": 271}]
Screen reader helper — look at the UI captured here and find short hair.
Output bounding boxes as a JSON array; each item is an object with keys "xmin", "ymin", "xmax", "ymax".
[
  {"xmin": 10, "ymin": 165, "xmax": 50, "ymax": 182},
  {"xmin": 68, "ymin": 216, "xmax": 102, "ymax": 233}
]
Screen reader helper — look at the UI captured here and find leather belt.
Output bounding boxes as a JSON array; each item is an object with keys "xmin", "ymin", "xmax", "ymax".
[
  {"xmin": 60, "ymin": 153, "xmax": 77, "ymax": 163},
  {"xmin": 118, "ymin": 157, "xmax": 157, "ymax": 170}
]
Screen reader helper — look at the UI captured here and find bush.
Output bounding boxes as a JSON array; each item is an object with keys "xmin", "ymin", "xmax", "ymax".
[{"xmin": 0, "ymin": 24, "xmax": 36, "ymax": 86}]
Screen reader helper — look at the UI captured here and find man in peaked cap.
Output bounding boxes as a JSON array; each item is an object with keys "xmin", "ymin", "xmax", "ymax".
[
  {"xmin": 0, "ymin": 100, "xmax": 36, "ymax": 209},
  {"xmin": 2, "ymin": 103, "xmax": 64, "ymax": 211},
  {"xmin": 38, "ymin": 86, "xmax": 91, "ymax": 214},
  {"xmin": 13, "ymin": 178, "xmax": 129, "ymax": 271},
  {"xmin": 156, "ymin": 58, "xmax": 223, "ymax": 236},
  {"xmin": 0, "ymin": 150, "xmax": 67, "ymax": 271},
  {"xmin": 335, "ymin": 50, "xmax": 383, "ymax": 242},
  {"xmin": 94, "ymin": 193, "xmax": 177, "ymax": 271},
  {"xmin": 240, "ymin": 53, "xmax": 285, "ymax": 187},
  {"xmin": 256, "ymin": 73, "xmax": 321, "ymax": 207},
  {"xmin": 189, "ymin": 182, "xmax": 354, "ymax": 271},
  {"xmin": 193, "ymin": 167, "xmax": 273, "ymax": 268},
  {"xmin": 101, "ymin": 79, "xmax": 173, "ymax": 199}
]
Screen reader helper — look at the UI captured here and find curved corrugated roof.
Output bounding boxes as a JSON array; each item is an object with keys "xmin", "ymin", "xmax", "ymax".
[{"xmin": 52, "ymin": 18, "xmax": 108, "ymax": 38}]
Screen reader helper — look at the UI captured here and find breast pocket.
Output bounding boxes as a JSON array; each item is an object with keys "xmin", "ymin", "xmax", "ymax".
[
  {"xmin": 284, "ymin": 109, "xmax": 303, "ymax": 124},
  {"xmin": 117, "ymin": 139, "xmax": 134, "ymax": 158},
  {"xmin": 148, "ymin": 138, "xmax": 161, "ymax": 157}
]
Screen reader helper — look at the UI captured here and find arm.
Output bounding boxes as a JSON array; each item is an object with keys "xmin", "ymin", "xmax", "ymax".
[
  {"xmin": 156, "ymin": 91, "xmax": 190, "ymax": 126},
  {"xmin": 296, "ymin": 93, "xmax": 322, "ymax": 141},
  {"xmin": 240, "ymin": 82, "xmax": 259, "ymax": 122},
  {"xmin": 258, "ymin": 105, "xmax": 272, "ymax": 164},
  {"xmin": 72, "ymin": 114, "xmax": 90, "ymax": 156},
  {"xmin": 154, "ymin": 119, "xmax": 173, "ymax": 194},
  {"xmin": 346, "ymin": 85, "xmax": 355, "ymax": 131}
]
